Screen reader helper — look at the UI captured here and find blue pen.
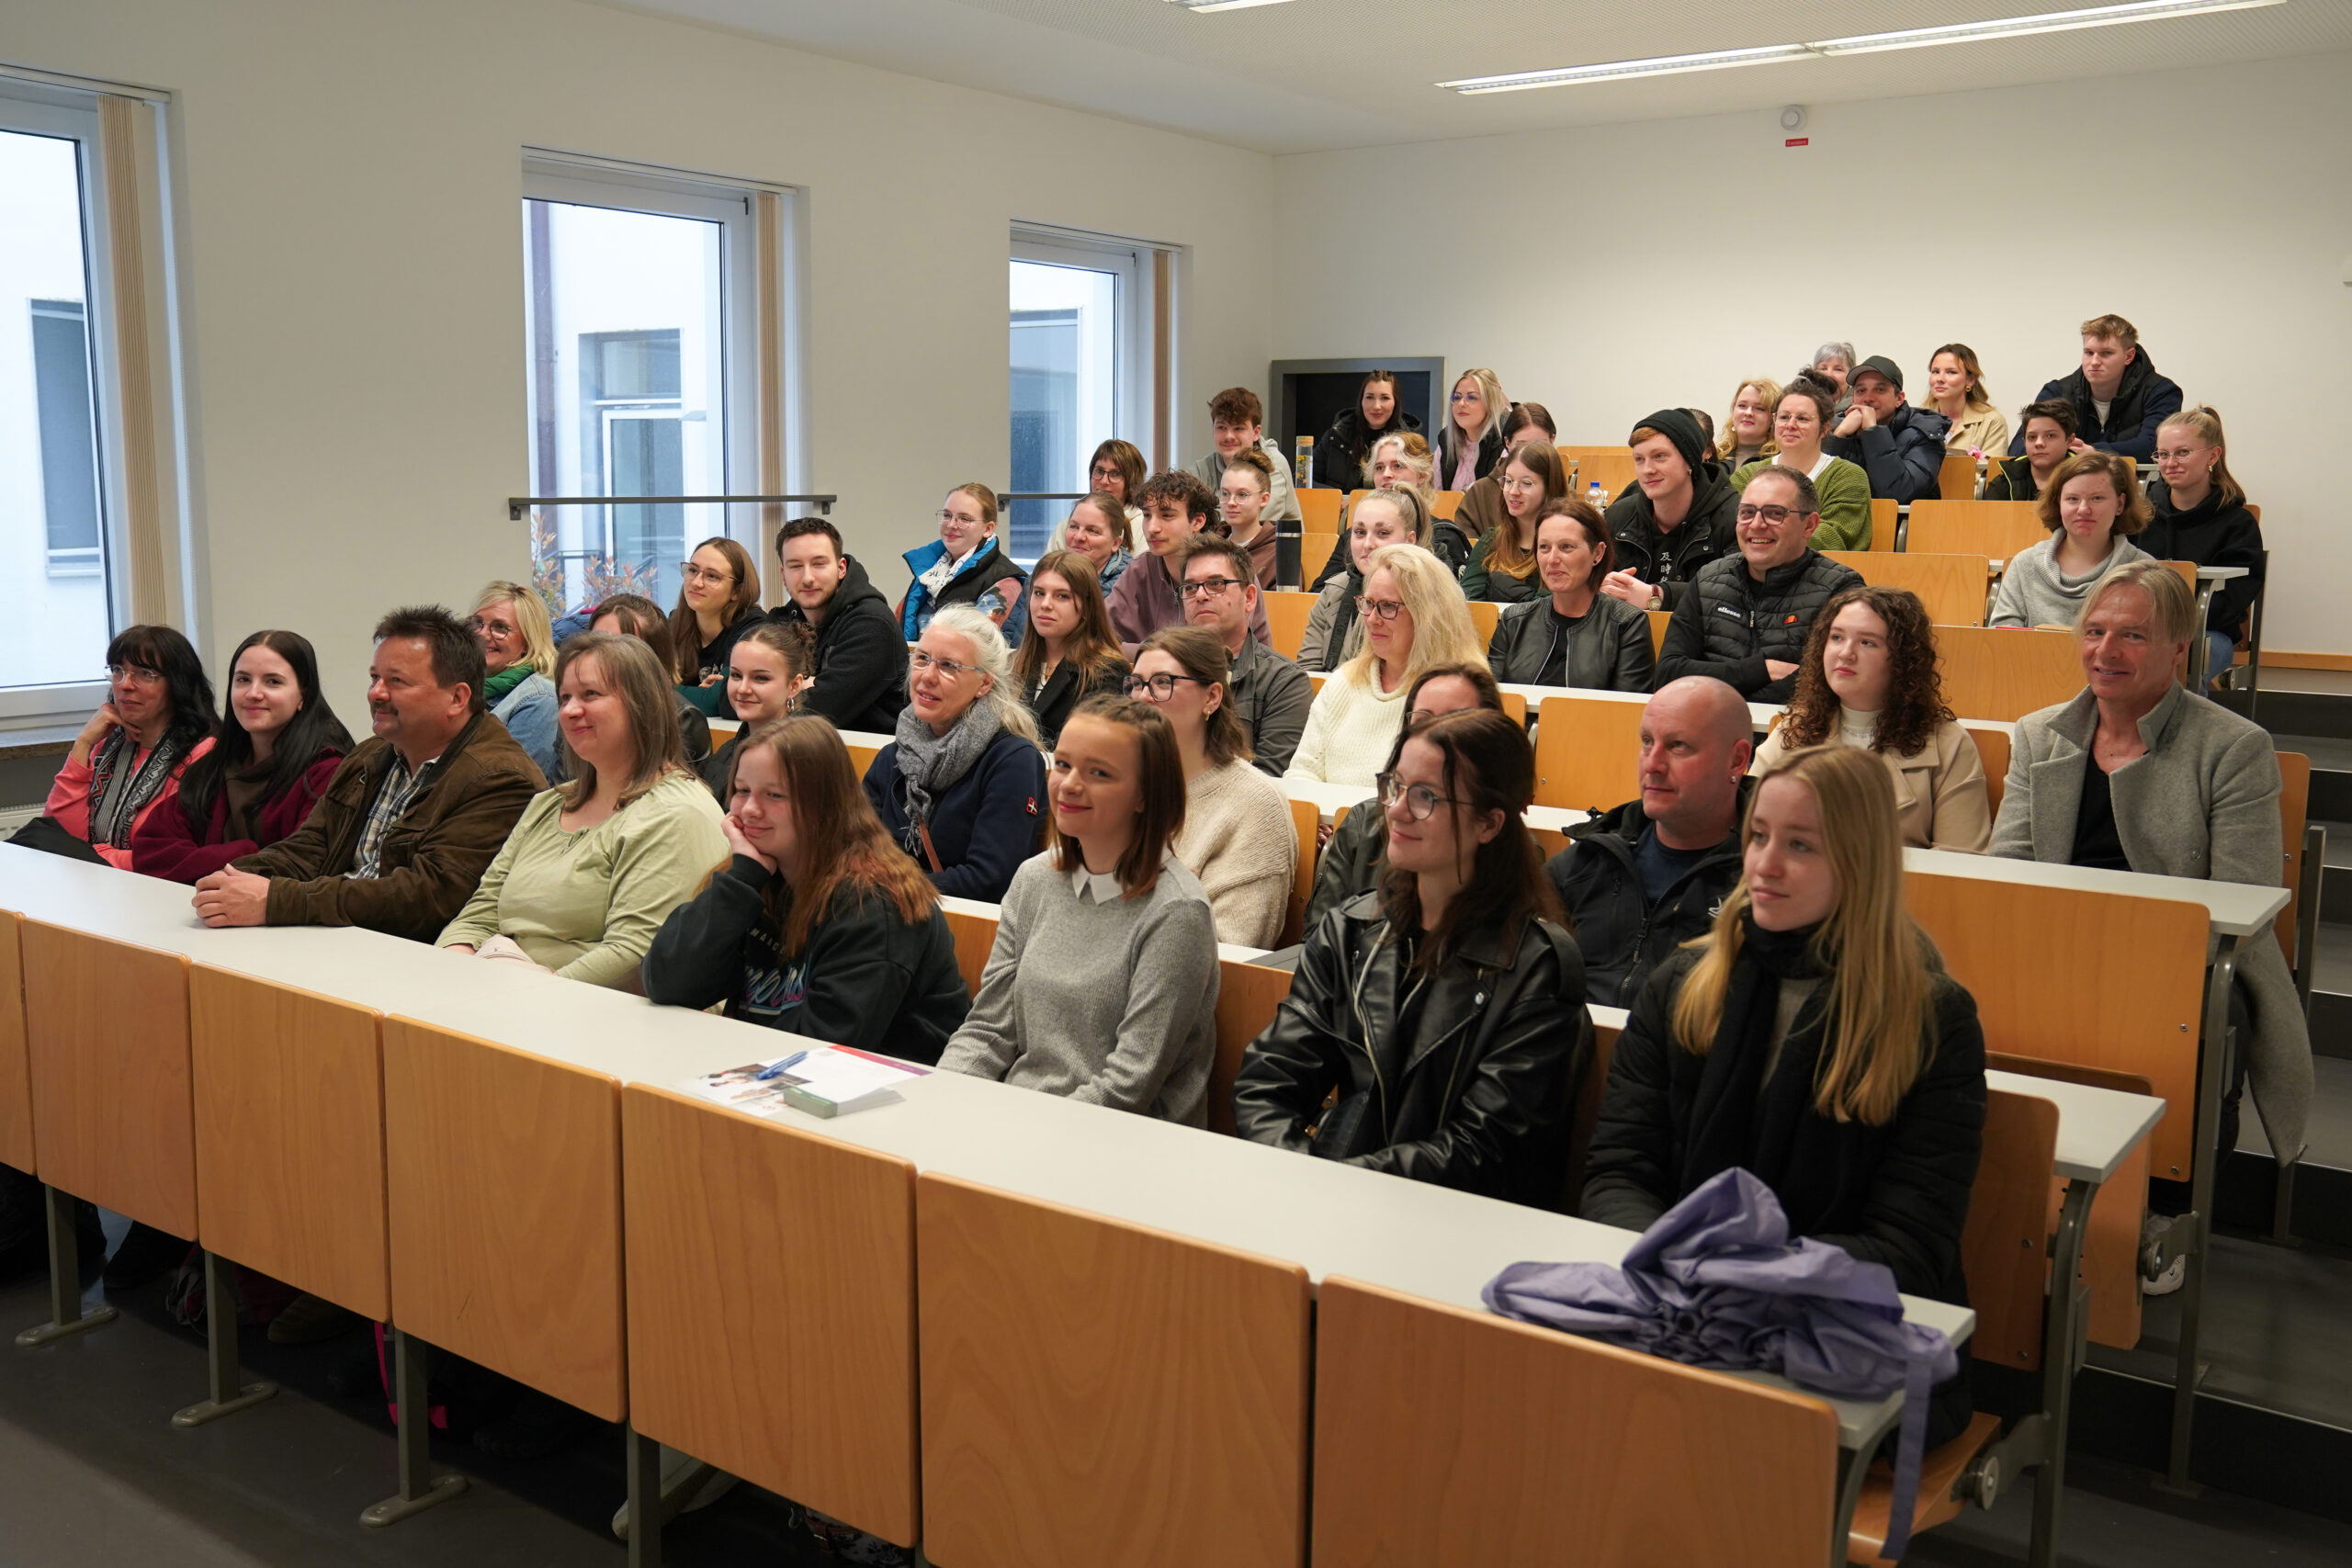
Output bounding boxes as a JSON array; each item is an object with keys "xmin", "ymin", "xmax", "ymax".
[{"xmin": 755, "ymin": 1049, "xmax": 810, "ymax": 1081}]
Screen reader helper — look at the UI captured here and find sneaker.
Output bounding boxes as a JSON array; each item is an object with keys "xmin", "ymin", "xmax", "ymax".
[
  {"xmin": 803, "ymin": 1508, "xmax": 912, "ymax": 1565},
  {"xmin": 611, "ymin": 1448, "xmax": 741, "ymax": 1540},
  {"xmin": 2140, "ymin": 1213, "xmax": 2186, "ymax": 1296},
  {"xmin": 102, "ymin": 1221, "xmax": 193, "ymax": 1292},
  {"xmin": 266, "ymin": 1292, "xmax": 366, "ymax": 1345}
]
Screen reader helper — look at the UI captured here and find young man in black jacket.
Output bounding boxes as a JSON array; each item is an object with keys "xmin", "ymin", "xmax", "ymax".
[
  {"xmin": 1545, "ymin": 677, "xmax": 1753, "ymax": 1008},
  {"xmin": 773, "ymin": 516, "xmax": 908, "ymax": 734},
  {"xmin": 1822, "ymin": 355, "xmax": 1949, "ymax": 504},
  {"xmin": 2008, "ymin": 313, "xmax": 2184, "ymax": 462},
  {"xmin": 1601, "ymin": 409, "xmax": 1741, "ymax": 612},
  {"xmin": 1653, "ymin": 468, "xmax": 1862, "ymax": 704}
]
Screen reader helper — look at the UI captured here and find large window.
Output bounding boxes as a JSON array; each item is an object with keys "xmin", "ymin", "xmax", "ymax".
[
  {"xmin": 0, "ymin": 107, "xmax": 115, "ymax": 693},
  {"xmin": 1007, "ymin": 229, "xmax": 1151, "ymax": 563},
  {"xmin": 522, "ymin": 162, "xmax": 755, "ymax": 617}
]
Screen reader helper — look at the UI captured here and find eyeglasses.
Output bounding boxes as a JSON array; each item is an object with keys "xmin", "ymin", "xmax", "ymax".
[
  {"xmin": 1449, "ymin": 390, "xmax": 1482, "ymax": 403},
  {"xmin": 937, "ymin": 510, "xmax": 986, "ymax": 526},
  {"xmin": 1123, "ymin": 671, "xmax": 1213, "ymax": 701},
  {"xmin": 909, "ymin": 650, "xmax": 978, "ymax": 679},
  {"xmin": 1179, "ymin": 576, "xmax": 1243, "ymax": 600},
  {"xmin": 1355, "ymin": 597, "xmax": 1408, "ymax": 622},
  {"xmin": 1375, "ymin": 773, "xmax": 1465, "ymax": 822},
  {"xmin": 107, "ymin": 664, "xmax": 164, "ymax": 687},
  {"xmin": 679, "ymin": 563, "xmax": 735, "ymax": 586},
  {"xmin": 1736, "ymin": 504, "xmax": 1798, "ymax": 525}
]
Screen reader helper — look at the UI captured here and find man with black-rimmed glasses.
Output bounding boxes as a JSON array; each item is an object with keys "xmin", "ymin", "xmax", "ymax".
[{"xmin": 1180, "ymin": 536, "xmax": 1310, "ymax": 775}]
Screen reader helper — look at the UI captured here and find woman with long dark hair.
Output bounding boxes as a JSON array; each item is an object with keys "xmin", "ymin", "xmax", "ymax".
[
  {"xmin": 1583, "ymin": 742, "xmax": 1986, "ymax": 1438},
  {"xmin": 1315, "ymin": 368, "xmax": 1421, "ymax": 491},
  {"xmin": 1460, "ymin": 439, "xmax": 1568, "ymax": 603},
  {"xmin": 133, "ymin": 630, "xmax": 353, "ymax": 883},
  {"xmin": 1014, "ymin": 549, "xmax": 1130, "ymax": 749},
  {"xmin": 1235, "ymin": 708, "xmax": 1587, "ymax": 1206},
  {"xmin": 40, "ymin": 625, "xmax": 215, "ymax": 868},
  {"xmin": 1752, "ymin": 586, "xmax": 1989, "ymax": 851},
  {"xmin": 645, "ymin": 715, "xmax": 968, "ymax": 1059},
  {"xmin": 665, "ymin": 536, "xmax": 763, "ymax": 720}
]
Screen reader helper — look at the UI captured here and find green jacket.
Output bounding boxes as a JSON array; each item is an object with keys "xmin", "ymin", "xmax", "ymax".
[{"xmin": 1731, "ymin": 456, "xmax": 1874, "ymax": 552}]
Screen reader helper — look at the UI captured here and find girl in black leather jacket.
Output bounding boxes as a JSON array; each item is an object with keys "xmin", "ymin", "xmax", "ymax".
[{"xmin": 1232, "ymin": 708, "xmax": 1586, "ymax": 1208}]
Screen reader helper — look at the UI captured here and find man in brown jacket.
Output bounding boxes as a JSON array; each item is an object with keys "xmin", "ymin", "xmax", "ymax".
[{"xmin": 193, "ymin": 605, "xmax": 544, "ymax": 942}]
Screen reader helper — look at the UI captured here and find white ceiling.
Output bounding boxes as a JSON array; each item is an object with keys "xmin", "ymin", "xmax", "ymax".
[{"xmin": 597, "ymin": 0, "xmax": 2352, "ymax": 153}]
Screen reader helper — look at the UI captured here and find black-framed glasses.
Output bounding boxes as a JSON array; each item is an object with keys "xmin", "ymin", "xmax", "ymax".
[
  {"xmin": 1375, "ymin": 773, "xmax": 1465, "ymax": 822},
  {"xmin": 1736, "ymin": 503, "xmax": 1797, "ymax": 525},
  {"xmin": 1355, "ymin": 596, "xmax": 1408, "ymax": 622},
  {"xmin": 1123, "ymin": 671, "xmax": 1213, "ymax": 701},
  {"xmin": 909, "ymin": 650, "xmax": 978, "ymax": 679},
  {"xmin": 1179, "ymin": 576, "xmax": 1243, "ymax": 600}
]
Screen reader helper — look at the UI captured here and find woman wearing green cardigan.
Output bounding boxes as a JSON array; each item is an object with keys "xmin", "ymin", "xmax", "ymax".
[{"xmin": 1733, "ymin": 371, "xmax": 1874, "ymax": 551}]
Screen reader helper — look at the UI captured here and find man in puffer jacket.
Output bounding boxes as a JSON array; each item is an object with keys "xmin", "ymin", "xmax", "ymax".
[
  {"xmin": 1653, "ymin": 468, "xmax": 1862, "ymax": 704},
  {"xmin": 2008, "ymin": 313, "xmax": 2184, "ymax": 462},
  {"xmin": 1822, "ymin": 355, "xmax": 1950, "ymax": 504}
]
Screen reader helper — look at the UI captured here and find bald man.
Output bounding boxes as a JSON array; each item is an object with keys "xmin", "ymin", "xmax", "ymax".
[{"xmin": 1545, "ymin": 677, "xmax": 1755, "ymax": 1007}]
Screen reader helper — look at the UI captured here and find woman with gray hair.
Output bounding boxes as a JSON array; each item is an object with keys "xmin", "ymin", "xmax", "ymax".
[
  {"xmin": 863, "ymin": 604, "xmax": 1047, "ymax": 902},
  {"xmin": 1811, "ymin": 340, "xmax": 1858, "ymax": 409},
  {"xmin": 1990, "ymin": 558, "xmax": 2312, "ymax": 1288}
]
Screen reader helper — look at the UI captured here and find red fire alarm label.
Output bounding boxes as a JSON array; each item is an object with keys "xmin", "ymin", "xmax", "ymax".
[{"xmin": 1785, "ymin": 137, "xmax": 1810, "ymax": 147}]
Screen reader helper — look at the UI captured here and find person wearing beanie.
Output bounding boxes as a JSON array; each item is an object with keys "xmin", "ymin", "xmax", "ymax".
[
  {"xmin": 1600, "ymin": 409, "xmax": 1741, "ymax": 614},
  {"xmin": 1821, "ymin": 355, "xmax": 1950, "ymax": 506}
]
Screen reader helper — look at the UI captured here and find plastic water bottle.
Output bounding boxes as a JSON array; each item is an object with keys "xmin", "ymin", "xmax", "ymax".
[
  {"xmin": 1587, "ymin": 479, "xmax": 1607, "ymax": 511},
  {"xmin": 1295, "ymin": 435, "xmax": 1314, "ymax": 490}
]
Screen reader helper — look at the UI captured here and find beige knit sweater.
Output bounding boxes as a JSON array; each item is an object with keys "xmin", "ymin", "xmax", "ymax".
[
  {"xmin": 1174, "ymin": 757, "xmax": 1298, "ymax": 948},
  {"xmin": 1283, "ymin": 664, "xmax": 1411, "ymax": 789}
]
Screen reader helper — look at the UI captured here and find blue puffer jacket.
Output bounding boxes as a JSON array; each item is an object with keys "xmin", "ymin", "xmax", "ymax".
[
  {"xmin": 862, "ymin": 727, "xmax": 1047, "ymax": 903},
  {"xmin": 492, "ymin": 672, "xmax": 561, "ymax": 781},
  {"xmin": 899, "ymin": 537, "xmax": 1030, "ymax": 645}
]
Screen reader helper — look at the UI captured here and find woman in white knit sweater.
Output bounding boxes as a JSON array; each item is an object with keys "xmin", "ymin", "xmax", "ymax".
[
  {"xmin": 1132, "ymin": 627, "xmax": 1297, "ymax": 947},
  {"xmin": 1285, "ymin": 543, "xmax": 1490, "ymax": 789}
]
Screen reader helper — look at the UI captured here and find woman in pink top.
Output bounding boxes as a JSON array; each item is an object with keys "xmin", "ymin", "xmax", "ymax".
[{"xmin": 43, "ymin": 625, "xmax": 215, "ymax": 868}]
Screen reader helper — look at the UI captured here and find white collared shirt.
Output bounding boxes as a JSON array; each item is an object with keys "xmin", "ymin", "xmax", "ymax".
[{"xmin": 1069, "ymin": 862, "xmax": 1125, "ymax": 906}]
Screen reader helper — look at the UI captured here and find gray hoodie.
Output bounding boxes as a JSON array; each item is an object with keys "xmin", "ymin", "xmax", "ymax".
[{"xmin": 1987, "ymin": 535, "xmax": 2153, "ymax": 629}]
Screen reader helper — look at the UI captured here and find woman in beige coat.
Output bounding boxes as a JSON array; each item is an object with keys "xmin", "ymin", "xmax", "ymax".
[{"xmin": 1752, "ymin": 585, "xmax": 1989, "ymax": 852}]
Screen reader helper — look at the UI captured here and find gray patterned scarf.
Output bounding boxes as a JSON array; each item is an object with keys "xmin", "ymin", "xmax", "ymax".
[{"xmin": 890, "ymin": 699, "xmax": 1003, "ymax": 846}]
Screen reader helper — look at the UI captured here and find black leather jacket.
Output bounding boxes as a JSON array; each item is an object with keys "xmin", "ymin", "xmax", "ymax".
[
  {"xmin": 1232, "ymin": 895, "xmax": 1588, "ymax": 1209},
  {"xmin": 1486, "ymin": 592, "xmax": 1656, "ymax": 692}
]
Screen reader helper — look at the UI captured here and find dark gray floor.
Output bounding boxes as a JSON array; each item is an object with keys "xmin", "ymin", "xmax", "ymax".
[
  {"xmin": 5, "ymin": 1230, "xmax": 2351, "ymax": 1568},
  {"xmin": 2236, "ymin": 1055, "xmax": 2352, "ymax": 1167}
]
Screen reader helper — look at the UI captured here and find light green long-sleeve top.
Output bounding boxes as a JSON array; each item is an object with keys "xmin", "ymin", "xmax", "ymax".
[
  {"xmin": 1732, "ymin": 455, "xmax": 1876, "ymax": 552},
  {"xmin": 436, "ymin": 770, "xmax": 729, "ymax": 987}
]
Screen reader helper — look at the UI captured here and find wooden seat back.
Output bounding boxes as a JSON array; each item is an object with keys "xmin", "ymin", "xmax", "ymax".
[
  {"xmin": 1962, "ymin": 1089, "xmax": 2060, "ymax": 1371},
  {"xmin": 1533, "ymin": 694, "xmax": 1642, "ymax": 812},
  {"xmin": 1210, "ymin": 960, "xmax": 1294, "ymax": 1138},
  {"xmin": 1431, "ymin": 490, "xmax": 1464, "ymax": 520},
  {"xmin": 1907, "ymin": 500, "xmax": 2047, "ymax": 561},
  {"xmin": 1823, "ymin": 551, "xmax": 1993, "ymax": 626},
  {"xmin": 1263, "ymin": 589, "xmax": 1317, "ymax": 661},
  {"xmin": 1938, "ymin": 449, "xmax": 1979, "ymax": 502},
  {"xmin": 190, "ymin": 967, "xmax": 392, "ymax": 1322},
  {"xmin": 1464, "ymin": 599, "xmax": 1500, "ymax": 646},
  {"xmin": 1573, "ymin": 455, "xmax": 1636, "ymax": 505},
  {"xmin": 1928, "ymin": 626, "xmax": 2080, "ymax": 721},
  {"xmin": 0, "ymin": 910, "xmax": 28, "ymax": 1176},
  {"xmin": 1868, "ymin": 498, "xmax": 1898, "ymax": 551},
  {"xmin": 1280, "ymin": 797, "xmax": 1318, "ymax": 948},
  {"xmin": 1565, "ymin": 1010, "xmax": 1620, "ymax": 1211},
  {"xmin": 918, "ymin": 1172, "xmax": 1311, "ymax": 1568},
  {"xmin": 847, "ymin": 739, "xmax": 883, "ymax": 777},
  {"xmin": 19, "ymin": 919, "xmax": 196, "ymax": 1237},
  {"xmin": 382, "ymin": 1015, "xmax": 628, "ymax": 1420},
  {"xmin": 1297, "ymin": 488, "xmax": 1344, "ymax": 535},
  {"xmin": 1314, "ymin": 1276, "xmax": 1838, "ymax": 1568},
  {"xmin": 1961, "ymin": 720, "xmax": 2012, "ymax": 818},
  {"xmin": 1905, "ymin": 874, "xmax": 2206, "ymax": 1180},
  {"xmin": 944, "ymin": 905, "xmax": 999, "ymax": 999},
  {"xmin": 624, "ymin": 1085, "xmax": 921, "ymax": 1545},
  {"xmin": 1987, "ymin": 1053, "xmax": 2152, "ymax": 1352},
  {"xmin": 1558, "ymin": 445, "xmax": 1634, "ymax": 465},
  {"xmin": 1302, "ymin": 533, "xmax": 1338, "ymax": 582},
  {"xmin": 2278, "ymin": 750, "xmax": 2311, "ymax": 964},
  {"xmin": 1646, "ymin": 608, "xmax": 1669, "ymax": 656}
]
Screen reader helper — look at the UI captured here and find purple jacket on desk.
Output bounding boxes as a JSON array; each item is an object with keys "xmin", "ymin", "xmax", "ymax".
[{"xmin": 1484, "ymin": 1168, "xmax": 1956, "ymax": 1557}]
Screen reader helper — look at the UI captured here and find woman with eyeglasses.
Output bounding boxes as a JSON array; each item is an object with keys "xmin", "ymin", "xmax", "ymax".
[
  {"xmin": 940, "ymin": 694, "xmax": 1219, "ymax": 1124},
  {"xmin": 132, "ymin": 630, "xmax": 354, "ymax": 883},
  {"xmin": 1487, "ymin": 500, "xmax": 1656, "ymax": 691},
  {"xmin": 1235, "ymin": 708, "xmax": 1585, "ymax": 1206},
  {"xmin": 1089, "ymin": 438, "xmax": 1148, "ymax": 533},
  {"xmin": 666, "ymin": 537, "xmax": 764, "ymax": 721},
  {"xmin": 1299, "ymin": 489, "xmax": 1430, "ymax": 673},
  {"xmin": 1460, "ymin": 440, "xmax": 1568, "ymax": 604},
  {"xmin": 1015, "ymin": 549, "xmax": 1130, "ymax": 750},
  {"xmin": 36, "ymin": 626, "xmax": 216, "ymax": 868},
  {"xmin": 590, "ymin": 593, "xmax": 716, "ymax": 765},
  {"xmin": 1287, "ymin": 543, "xmax": 1489, "ymax": 789},
  {"xmin": 468, "ymin": 581, "xmax": 561, "ymax": 779},
  {"xmin": 864, "ymin": 605, "xmax": 1049, "ymax": 903},
  {"xmin": 899, "ymin": 483, "xmax": 1030, "ymax": 646},
  {"xmin": 1129, "ymin": 627, "xmax": 1296, "ymax": 948},
  {"xmin": 1730, "ymin": 371, "xmax": 1874, "ymax": 551},
  {"xmin": 1055, "ymin": 492, "xmax": 1134, "ymax": 596}
]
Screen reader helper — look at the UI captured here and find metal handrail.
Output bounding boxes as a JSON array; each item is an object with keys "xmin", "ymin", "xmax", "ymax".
[
  {"xmin": 1000, "ymin": 491, "xmax": 1089, "ymax": 502},
  {"xmin": 507, "ymin": 493, "xmax": 839, "ymax": 521}
]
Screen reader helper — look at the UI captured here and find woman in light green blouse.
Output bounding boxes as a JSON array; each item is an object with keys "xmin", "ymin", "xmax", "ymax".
[
  {"xmin": 439, "ymin": 632, "xmax": 728, "ymax": 988},
  {"xmin": 1731, "ymin": 371, "xmax": 1875, "ymax": 551}
]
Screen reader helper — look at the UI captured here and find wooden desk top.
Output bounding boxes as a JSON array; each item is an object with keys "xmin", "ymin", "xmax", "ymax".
[{"xmin": 1905, "ymin": 846, "xmax": 2288, "ymax": 938}]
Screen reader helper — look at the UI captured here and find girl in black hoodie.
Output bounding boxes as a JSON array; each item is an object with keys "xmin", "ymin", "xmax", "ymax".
[
  {"xmin": 2143, "ymin": 407, "xmax": 2263, "ymax": 690},
  {"xmin": 644, "ymin": 715, "xmax": 968, "ymax": 1062}
]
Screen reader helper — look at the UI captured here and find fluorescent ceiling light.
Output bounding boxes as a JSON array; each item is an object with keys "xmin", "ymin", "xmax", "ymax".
[
  {"xmin": 1440, "ymin": 0, "xmax": 2284, "ymax": 93},
  {"xmin": 1166, "ymin": 0, "xmax": 1295, "ymax": 11}
]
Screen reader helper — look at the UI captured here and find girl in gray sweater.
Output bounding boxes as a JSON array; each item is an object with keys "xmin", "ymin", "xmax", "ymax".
[
  {"xmin": 1988, "ymin": 451, "xmax": 2155, "ymax": 630},
  {"xmin": 938, "ymin": 694, "xmax": 1220, "ymax": 1124}
]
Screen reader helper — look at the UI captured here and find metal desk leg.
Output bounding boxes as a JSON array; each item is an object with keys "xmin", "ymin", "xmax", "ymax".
[
  {"xmin": 2188, "ymin": 583, "xmax": 2219, "ymax": 692},
  {"xmin": 172, "ymin": 1251, "xmax": 277, "ymax": 1426},
  {"xmin": 360, "ymin": 1326, "xmax": 466, "ymax": 1527},
  {"xmin": 627, "ymin": 1425, "xmax": 664, "ymax": 1568},
  {"xmin": 14, "ymin": 1187, "xmax": 117, "ymax": 1348},
  {"xmin": 2029, "ymin": 1178, "xmax": 2096, "ymax": 1568},
  {"xmin": 2165, "ymin": 935, "xmax": 2240, "ymax": 1490}
]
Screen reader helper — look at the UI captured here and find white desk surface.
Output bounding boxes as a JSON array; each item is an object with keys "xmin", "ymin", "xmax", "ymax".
[
  {"xmin": 0, "ymin": 843, "xmax": 1963, "ymax": 1450},
  {"xmin": 2195, "ymin": 566, "xmax": 2249, "ymax": 582},
  {"xmin": 1984, "ymin": 1070, "xmax": 2165, "ymax": 1185},
  {"xmin": 1499, "ymin": 682, "xmax": 1785, "ymax": 732},
  {"xmin": 1904, "ymin": 846, "xmax": 2287, "ymax": 938},
  {"xmin": 837, "ymin": 728, "xmax": 896, "ymax": 751},
  {"xmin": 1278, "ymin": 776, "xmax": 1586, "ymax": 836}
]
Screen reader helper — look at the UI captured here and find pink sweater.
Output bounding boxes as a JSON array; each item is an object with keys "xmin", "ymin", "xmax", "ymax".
[{"xmin": 46, "ymin": 736, "xmax": 212, "ymax": 869}]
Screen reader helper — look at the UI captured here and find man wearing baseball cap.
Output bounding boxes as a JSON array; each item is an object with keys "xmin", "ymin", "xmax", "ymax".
[
  {"xmin": 1823, "ymin": 355, "xmax": 1950, "ymax": 505},
  {"xmin": 1600, "ymin": 408, "xmax": 1741, "ymax": 613}
]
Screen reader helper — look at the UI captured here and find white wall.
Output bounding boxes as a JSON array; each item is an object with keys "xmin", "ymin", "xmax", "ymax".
[
  {"xmin": 9, "ymin": 0, "xmax": 1275, "ymax": 717},
  {"xmin": 1272, "ymin": 51, "xmax": 2352, "ymax": 656}
]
